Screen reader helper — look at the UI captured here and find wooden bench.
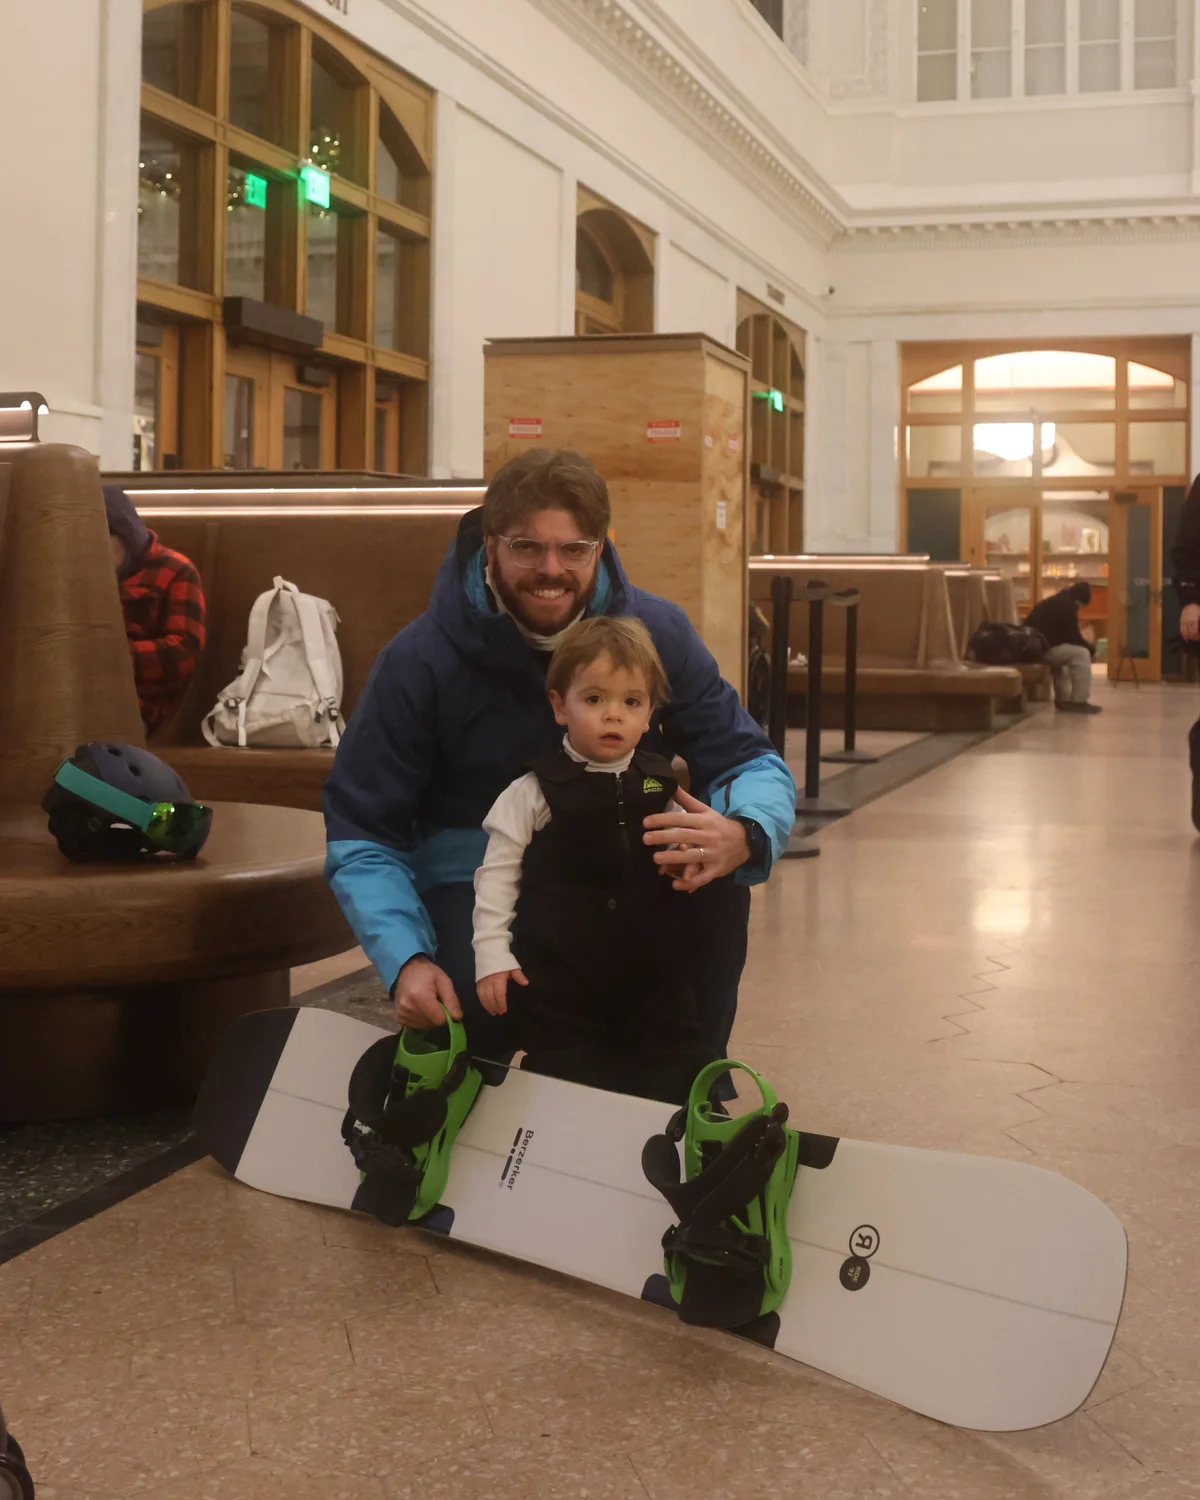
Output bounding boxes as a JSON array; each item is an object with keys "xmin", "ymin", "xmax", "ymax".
[
  {"xmin": 749, "ymin": 559, "xmax": 1023, "ymax": 731},
  {"xmin": 0, "ymin": 444, "xmax": 351, "ymax": 1119},
  {"xmin": 142, "ymin": 490, "xmax": 477, "ymax": 810},
  {"xmin": 959, "ymin": 569, "xmax": 1052, "ymax": 704}
]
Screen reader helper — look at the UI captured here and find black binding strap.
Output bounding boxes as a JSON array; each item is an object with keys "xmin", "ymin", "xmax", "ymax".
[
  {"xmin": 342, "ymin": 1035, "xmax": 458, "ymax": 1228},
  {"xmin": 642, "ymin": 1104, "xmax": 790, "ymax": 1329}
]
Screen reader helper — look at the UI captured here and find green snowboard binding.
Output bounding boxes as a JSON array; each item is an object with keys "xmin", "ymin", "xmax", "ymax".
[
  {"xmin": 341, "ymin": 1006, "xmax": 482, "ymax": 1227},
  {"xmin": 642, "ymin": 1059, "xmax": 800, "ymax": 1329}
]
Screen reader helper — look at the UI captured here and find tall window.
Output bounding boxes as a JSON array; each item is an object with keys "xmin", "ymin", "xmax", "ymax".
[
  {"xmin": 746, "ymin": 0, "xmax": 784, "ymax": 39},
  {"xmin": 736, "ymin": 297, "xmax": 806, "ymax": 556},
  {"xmin": 916, "ymin": 0, "xmax": 1186, "ymax": 100},
  {"xmin": 136, "ymin": 0, "xmax": 432, "ymax": 473},
  {"xmin": 574, "ymin": 189, "xmax": 654, "ymax": 335}
]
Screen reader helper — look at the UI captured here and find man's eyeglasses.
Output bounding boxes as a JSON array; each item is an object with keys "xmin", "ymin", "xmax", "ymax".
[{"xmin": 498, "ymin": 536, "xmax": 602, "ymax": 571}]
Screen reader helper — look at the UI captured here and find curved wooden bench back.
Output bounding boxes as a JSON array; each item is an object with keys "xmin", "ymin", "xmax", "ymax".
[
  {"xmin": 142, "ymin": 506, "xmax": 467, "ymax": 745},
  {"xmin": 0, "ymin": 445, "xmax": 144, "ymax": 802}
]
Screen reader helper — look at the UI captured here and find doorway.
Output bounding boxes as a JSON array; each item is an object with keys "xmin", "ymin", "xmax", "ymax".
[{"xmin": 223, "ymin": 347, "xmax": 337, "ymax": 471}]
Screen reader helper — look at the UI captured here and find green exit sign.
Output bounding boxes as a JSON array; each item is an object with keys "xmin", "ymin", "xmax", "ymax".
[
  {"xmin": 243, "ymin": 172, "xmax": 268, "ymax": 210},
  {"xmin": 753, "ymin": 388, "xmax": 785, "ymax": 412},
  {"xmin": 300, "ymin": 164, "xmax": 331, "ymax": 208}
]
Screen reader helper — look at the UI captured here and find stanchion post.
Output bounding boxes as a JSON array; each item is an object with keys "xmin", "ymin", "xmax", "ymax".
[
  {"xmin": 767, "ymin": 574, "xmax": 791, "ymax": 757},
  {"xmin": 795, "ymin": 582, "xmax": 849, "ymax": 819},
  {"xmin": 821, "ymin": 591, "xmax": 879, "ymax": 766},
  {"xmin": 766, "ymin": 573, "xmax": 821, "ymax": 860}
]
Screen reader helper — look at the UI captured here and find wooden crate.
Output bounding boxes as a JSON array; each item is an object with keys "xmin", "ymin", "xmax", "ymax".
[{"xmin": 483, "ymin": 333, "xmax": 749, "ymax": 696}]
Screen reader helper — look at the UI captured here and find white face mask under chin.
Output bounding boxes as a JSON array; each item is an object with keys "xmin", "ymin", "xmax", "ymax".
[{"xmin": 485, "ymin": 565, "xmax": 585, "ymax": 651}]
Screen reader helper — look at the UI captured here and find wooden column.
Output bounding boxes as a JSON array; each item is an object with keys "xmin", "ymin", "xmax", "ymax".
[{"xmin": 0, "ymin": 445, "xmax": 144, "ymax": 803}]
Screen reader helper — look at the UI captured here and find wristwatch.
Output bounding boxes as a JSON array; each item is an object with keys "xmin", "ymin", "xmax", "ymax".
[{"xmin": 730, "ymin": 815, "xmax": 769, "ymax": 871}]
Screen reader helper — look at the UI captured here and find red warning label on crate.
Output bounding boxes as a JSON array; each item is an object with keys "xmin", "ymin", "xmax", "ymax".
[
  {"xmin": 647, "ymin": 419, "xmax": 682, "ymax": 443},
  {"xmin": 509, "ymin": 417, "xmax": 543, "ymax": 438}
]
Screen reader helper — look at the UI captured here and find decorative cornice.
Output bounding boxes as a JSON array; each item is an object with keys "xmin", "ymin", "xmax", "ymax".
[
  {"xmin": 533, "ymin": 0, "xmax": 845, "ymax": 244},
  {"xmin": 540, "ymin": 0, "xmax": 1200, "ymax": 255},
  {"xmin": 832, "ymin": 213, "xmax": 1200, "ymax": 251}
]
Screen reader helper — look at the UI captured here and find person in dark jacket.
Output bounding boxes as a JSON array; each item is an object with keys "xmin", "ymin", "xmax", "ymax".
[
  {"xmin": 103, "ymin": 485, "xmax": 207, "ymax": 734},
  {"xmin": 323, "ymin": 449, "xmax": 796, "ymax": 1067},
  {"xmin": 1169, "ymin": 473, "xmax": 1200, "ymax": 829},
  {"xmin": 1025, "ymin": 581, "xmax": 1100, "ymax": 714}
]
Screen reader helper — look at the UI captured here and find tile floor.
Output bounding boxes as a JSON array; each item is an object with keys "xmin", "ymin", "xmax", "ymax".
[{"xmin": 2, "ymin": 679, "xmax": 1199, "ymax": 1499}]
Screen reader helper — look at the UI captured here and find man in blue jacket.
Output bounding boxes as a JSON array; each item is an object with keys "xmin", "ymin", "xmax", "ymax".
[{"xmin": 324, "ymin": 449, "xmax": 796, "ymax": 1064}]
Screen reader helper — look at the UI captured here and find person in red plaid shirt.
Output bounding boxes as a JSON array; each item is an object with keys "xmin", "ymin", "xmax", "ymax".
[{"xmin": 103, "ymin": 485, "xmax": 207, "ymax": 734}]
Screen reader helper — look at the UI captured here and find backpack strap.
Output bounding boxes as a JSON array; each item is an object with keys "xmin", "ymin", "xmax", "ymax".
[
  {"xmin": 200, "ymin": 582, "xmax": 282, "ymax": 747},
  {"xmin": 291, "ymin": 587, "xmax": 342, "ymax": 746}
]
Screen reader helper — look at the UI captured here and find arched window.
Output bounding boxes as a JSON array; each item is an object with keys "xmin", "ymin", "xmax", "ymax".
[
  {"xmin": 736, "ymin": 296, "xmax": 805, "ymax": 555},
  {"xmin": 902, "ymin": 339, "xmax": 1191, "ymax": 680},
  {"xmin": 574, "ymin": 189, "xmax": 654, "ymax": 335},
  {"xmin": 135, "ymin": 0, "xmax": 432, "ymax": 474}
]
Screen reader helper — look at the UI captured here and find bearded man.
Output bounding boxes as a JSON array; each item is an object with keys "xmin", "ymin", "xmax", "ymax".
[{"xmin": 323, "ymin": 449, "xmax": 795, "ymax": 1066}]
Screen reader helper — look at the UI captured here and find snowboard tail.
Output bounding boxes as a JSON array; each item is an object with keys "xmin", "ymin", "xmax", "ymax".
[{"xmin": 194, "ymin": 1006, "xmax": 1127, "ymax": 1433}]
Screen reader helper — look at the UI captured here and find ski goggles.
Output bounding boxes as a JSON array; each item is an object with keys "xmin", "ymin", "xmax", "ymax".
[{"xmin": 53, "ymin": 760, "xmax": 213, "ymax": 856}]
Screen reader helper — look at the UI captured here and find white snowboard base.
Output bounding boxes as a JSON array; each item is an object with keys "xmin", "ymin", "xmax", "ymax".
[{"xmin": 194, "ymin": 1006, "xmax": 1127, "ymax": 1431}]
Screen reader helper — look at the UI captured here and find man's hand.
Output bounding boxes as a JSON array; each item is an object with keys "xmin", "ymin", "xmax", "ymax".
[
  {"xmin": 392, "ymin": 954, "xmax": 462, "ymax": 1029},
  {"xmin": 1181, "ymin": 603, "xmax": 1200, "ymax": 642},
  {"xmin": 642, "ymin": 787, "xmax": 751, "ymax": 893},
  {"xmin": 477, "ymin": 967, "xmax": 527, "ymax": 1017}
]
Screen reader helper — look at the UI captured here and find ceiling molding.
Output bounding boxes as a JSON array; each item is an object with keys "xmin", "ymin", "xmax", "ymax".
[
  {"xmin": 537, "ymin": 0, "xmax": 1200, "ymax": 255},
  {"xmin": 832, "ymin": 214, "xmax": 1200, "ymax": 252}
]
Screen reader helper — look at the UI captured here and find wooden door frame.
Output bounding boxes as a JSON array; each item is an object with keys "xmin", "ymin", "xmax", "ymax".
[
  {"xmin": 964, "ymin": 488, "xmax": 1042, "ymax": 616},
  {"xmin": 1108, "ymin": 486, "xmax": 1163, "ymax": 682},
  {"xmin": 270, "ymin": 357, "xmax": 337, "ymax": 469},
  {"xmin": 223, "ymin": 343, "xmax": 272, "ymax": 469}
]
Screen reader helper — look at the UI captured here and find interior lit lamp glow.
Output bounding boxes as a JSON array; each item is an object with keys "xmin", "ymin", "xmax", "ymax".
[
  {"xmin": 300, "ymin": 164, "xmax": 331, "ymax": 208},
  {"xmin": 973, "ymin": 422, "xmax": 1055, "ymax": 461},
  {"xmin": 243, "ymin": 172, "xmax": 268, "ymax": 210}
]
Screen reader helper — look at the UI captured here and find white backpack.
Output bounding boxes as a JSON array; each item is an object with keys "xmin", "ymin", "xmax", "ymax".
[{"xmin": 202, "ymin": 577, "xmax": 346, "ymax": 750}]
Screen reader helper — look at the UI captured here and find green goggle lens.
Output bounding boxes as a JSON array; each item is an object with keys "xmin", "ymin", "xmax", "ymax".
[{"xmin": 143, "ymin": 800, "xmax": 213, "ymax": 852}]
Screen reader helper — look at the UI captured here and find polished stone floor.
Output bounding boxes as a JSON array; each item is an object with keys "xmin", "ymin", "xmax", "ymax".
[{"xmin": 2, "ymin": 680, "xmax": 1198, "ymax": 1499}]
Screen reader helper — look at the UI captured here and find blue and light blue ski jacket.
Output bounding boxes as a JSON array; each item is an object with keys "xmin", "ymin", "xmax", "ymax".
[{"xmin": 323, "ymin": 510, "xmax": 796, "ymax": 991}]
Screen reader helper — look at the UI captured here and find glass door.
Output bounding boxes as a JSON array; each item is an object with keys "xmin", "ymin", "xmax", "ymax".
[
  {"xmin": 967, "ymin": 492, "xmax": 1039, "ymax": 618},
  {"xmin": 1038, "ymin": 492, "xmax": 1110, "ymax": 663},
  {"xmin": 1109, "ymin": 489, "xmax": 1163, "ymax": 682},
  {"xmin": 223, "ymin": 345, "xmax": 270, "ymax": 470},
  {"xmin": 271, "ymin": 357, "xmax": 336, "ymax": 471}
]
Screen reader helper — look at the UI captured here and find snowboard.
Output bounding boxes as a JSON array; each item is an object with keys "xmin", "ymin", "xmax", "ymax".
[{"xmin": 194, "ymin": 1005, "xmax": 1127, "ymax": 1432}]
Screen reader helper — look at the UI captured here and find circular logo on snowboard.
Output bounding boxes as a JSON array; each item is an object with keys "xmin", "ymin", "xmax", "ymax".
[
  {"xmin": 848, "ymin": 1224, "xmax": 880, "ymax": 1258},
  {"xmin": 839, "ymin": 1256, "xmax": 871, "ymax": 1290}
]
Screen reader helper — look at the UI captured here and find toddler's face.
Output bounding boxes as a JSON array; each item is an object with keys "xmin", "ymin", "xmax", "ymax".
[{"xmin": 549, "ymin": 653, "xmax": 654, "ymax": 763}]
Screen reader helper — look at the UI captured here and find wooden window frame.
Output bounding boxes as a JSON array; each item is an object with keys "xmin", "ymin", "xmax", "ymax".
[{"xmin": 137, "ymin": 0, "xmax": 432, "ymax": 474}]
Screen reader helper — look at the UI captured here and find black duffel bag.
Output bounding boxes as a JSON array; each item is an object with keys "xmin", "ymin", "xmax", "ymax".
[{"xmin": 968, "ymin": 621, "xmax": 1050, "ymax": 665}]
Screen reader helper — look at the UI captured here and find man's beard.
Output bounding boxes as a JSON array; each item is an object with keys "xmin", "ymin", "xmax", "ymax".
[{"xmin": 490, "ymin": 567, "xmax": 594, "ymax": 637}]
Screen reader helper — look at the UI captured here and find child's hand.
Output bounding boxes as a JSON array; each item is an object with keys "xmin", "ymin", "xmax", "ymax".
[{"xmin": 477, "ymin": 968, "xmax": 527, "ymax": 1016}]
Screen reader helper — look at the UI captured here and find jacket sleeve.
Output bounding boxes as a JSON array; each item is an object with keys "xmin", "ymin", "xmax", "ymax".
[
  {"xmin": 654, "ymin": 606, "xmax": 795, "ymax": 882},
  {"xmin": 127, "ymin": 561, "xmax": 206, "ymax": 696},
  {"xmin": 1171, "ymin": 475, "xmax": 1200, "ymax": 610},
  {"xmin": 323, "ymin": 636, "xmax": 439, "ymax": 990}
]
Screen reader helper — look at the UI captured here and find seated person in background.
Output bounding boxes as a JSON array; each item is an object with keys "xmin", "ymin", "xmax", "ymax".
[
  {"xmin": 103, "ymin": 485, "xmax": 207, "ymax": 734},
  {"xmin": 1025, "ymin": 581, "xmax": 1101, "ymax": 716},
  {"xmin": 472, "ymin": 616, "xmax": 713, "ymax": 1104}
]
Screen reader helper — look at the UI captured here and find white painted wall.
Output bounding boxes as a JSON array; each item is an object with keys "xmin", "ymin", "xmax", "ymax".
[
  {"xmin": 658, "ymin": 244, "xmax": 732, "ymax": 344},
  {"xmin": 0, "ymin": 0, "xmax": 140, "ymax": 465}
]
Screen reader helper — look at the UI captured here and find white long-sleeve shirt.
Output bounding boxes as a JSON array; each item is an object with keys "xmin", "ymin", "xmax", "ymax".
[{"xmin": 472, "ymin": 735, "xmax": 679, "ymax": 980}]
